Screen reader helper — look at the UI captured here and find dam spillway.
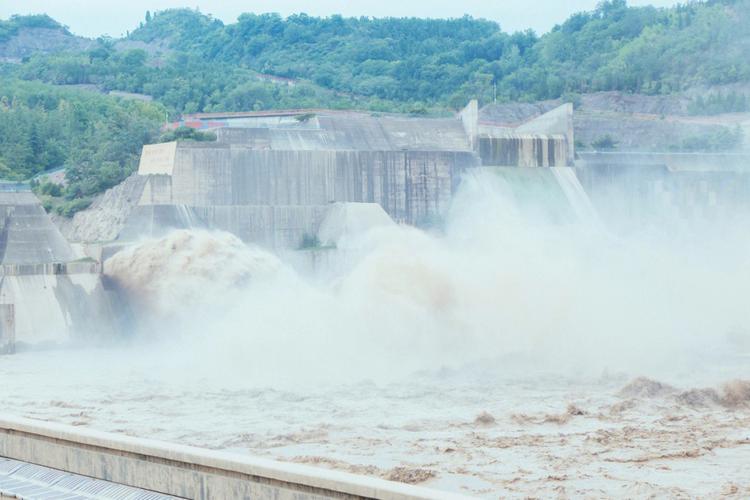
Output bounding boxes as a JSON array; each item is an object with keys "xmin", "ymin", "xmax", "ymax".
[
  {"xmin": 2, "ymin": 101, "xmax": 750, "ymax": 498},
  {"xmin": 8, "ymin": 100, "xmax": 750, "ymax": 350}
]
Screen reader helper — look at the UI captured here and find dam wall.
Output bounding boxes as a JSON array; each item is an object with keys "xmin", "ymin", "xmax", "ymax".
[
  {"xmin": 0, "ymin": 414, "xmax": 467, "ymax": 500},
  {"xmin": 577, "ymin": 152, "xmax": 750, "ymax": 227},
  {"xmin": 87, "ymin": 104, "xmax": 577, "ymax": 249},
  {"xmin": 0, "ymin": 192, "xmax": 119, "ymax": 347},
  {"xmin": 578, "ymin": 151, "xmax": 750, "ymax": 172},
  {"xmin": 165, "ymin": 146, "xmax": 477, "ymax": 225},
  {"xmin": 0, "ymin": 272, "xmax": 118, "ymax": 346},
  {"xmin": 190, "ymin": 205, "xmax": 329, "ymax": 248}
]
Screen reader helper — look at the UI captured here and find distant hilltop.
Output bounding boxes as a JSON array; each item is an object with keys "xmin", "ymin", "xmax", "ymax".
[{"xmin": 3, "ymin": 1, "xmax": 750, "ymax": 106}]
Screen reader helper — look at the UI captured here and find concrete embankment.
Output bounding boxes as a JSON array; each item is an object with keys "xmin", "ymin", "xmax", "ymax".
[{"xmin": 0, "ymin": 415, "xmax": 471, "ymax": 500}]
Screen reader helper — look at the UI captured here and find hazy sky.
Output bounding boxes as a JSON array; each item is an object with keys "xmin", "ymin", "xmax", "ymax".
[{"xmin": 1, "ymin": 0, "xmax": 679, "ymax": 38}]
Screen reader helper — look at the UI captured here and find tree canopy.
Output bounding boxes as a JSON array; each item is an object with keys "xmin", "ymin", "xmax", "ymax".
[{"xmin": 8, "ymin": 1, "xmax": 750, "ymax": 114}]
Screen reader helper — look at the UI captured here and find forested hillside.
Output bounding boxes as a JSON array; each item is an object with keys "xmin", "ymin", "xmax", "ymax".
[
  {"xmin": 1, "ymin": 0, "xmax": 749, "ymax": 213},
  {"xmin": 6, "ymin": 0, "xmax": 750, "ymax": 114},
  {"xmin": 112, "ymin": 0, "xmax": 750, "ymax": 107},
  {"xmin": 0, "ymin": 79, "xmax": 164, "ymax": 214}
]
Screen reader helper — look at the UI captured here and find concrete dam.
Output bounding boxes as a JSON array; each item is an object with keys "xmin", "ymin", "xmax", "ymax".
[
  {"xmin": 8, "ymin": 99, "xmax": 750, "ymax": 346},
  {"xmin": 3, "ymin": 100, "xmax": 750, "ymax": 499},
  {"xmin": 0, "ymin": 99, "xmax": 582, "ymax": 354},
  {"xmin": 69, "ymin": 101, "xmax": 577, "ymax": 249}
]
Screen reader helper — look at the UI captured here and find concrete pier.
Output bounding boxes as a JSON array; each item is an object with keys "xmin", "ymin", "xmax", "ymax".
[{"xmin": 0, "ymin": 415, "xmax": 471, "ymax": 500}]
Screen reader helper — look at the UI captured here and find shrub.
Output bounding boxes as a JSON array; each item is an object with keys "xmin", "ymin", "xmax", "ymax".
[
  {"xmin": 591, "ymin": 135, "xmax": 618, "ymax": 150},
  {"xmin": 299, "ymin": 233, "xmax": 321, "ymax": 249},
  {"xmin": 55, "ymin": 197, "xmax": 92, "ymax": 217}
]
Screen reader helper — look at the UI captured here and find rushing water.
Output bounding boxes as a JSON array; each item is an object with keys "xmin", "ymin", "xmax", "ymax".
[{"xmin": 3, "ymin": 167, "xmax": 750, "ymax": 496}]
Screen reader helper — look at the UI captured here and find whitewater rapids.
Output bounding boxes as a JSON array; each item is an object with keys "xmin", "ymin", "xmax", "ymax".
[{"xmin": 3, "ymin": 168, "xmax": 750, "ymax": 497}]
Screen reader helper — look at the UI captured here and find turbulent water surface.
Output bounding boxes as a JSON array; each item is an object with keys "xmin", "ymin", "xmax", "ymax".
[
  {"xmin": 4, "ymin": 170, "xmax": 750, "ymax": 497},
  {"xmin": 0, "ymin": 349, "xmax": 748, "ymax": 497}
]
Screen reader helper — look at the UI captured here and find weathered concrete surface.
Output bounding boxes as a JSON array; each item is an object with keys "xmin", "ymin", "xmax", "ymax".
[
  {"xmin": 0, "ymin": 414, "xmax": 471, "ymax": 500},
  {"xmin": 112, "ymin": 200, "xmax": 326, "ymax": 251},
  {"xmin": 0, "ymin": 305, "xmax": 13, "ymax": 355},
  {"xmin": 0, "ymin": 272, "xmax": 118, "ymax": 346},
  {"xmin": 0, "ymin": 192, "xmax": 75, "ymax": 264},
  {"xmin": 0, "ymin": 457, "xmax": 181, "ymax": 499},
  {"xmin": 0, "ymin": 192, "xmax": 119, "ymax": 346},
  {"xmin": 138, "ymin": 142, "xmax": 177, "ymax": 175},
  {"xmin": 459, "ymin": 100, "xmax": 479, "ymax": 150},
  {"xmin": 576, "ymin": 152, "xmax": 750, "ymax": 229},
  {"xmin": 579, "ymin": 151, "xmax": 750, "ymax": 171},
  {"xmin": 468, "ymin": 166, "xmax": 595, "ymax": 224},
  {"xmin": 513, "ymin": 104, "xmax": 575, "ymax": 165},
  {"xmin": 117, "ymin": 204, "xmax": 205, "ymax": 241},
  {"xmin": 317, "ymin": 202, "xmax": 395, "ymax": 246},
  {"xmin": 156, "ymin": 145, "xmax": 477, "ymax": 226},
  {"xmin": 477, "ymin": 135, "xmax": 568, "ymax": 167},
  {"xmin": 190, "ymin": 205, "xmax": 329, "ymax": 249},
  {"xmin": 96, "ymin": 104, "xmax": 575, "ymax": 249},
  {"xmin": 215, "ymin": 113, "xmax": 473, "ymax": 152},
  {"xmin": 139, "ymin": 174, "xmax": 173, "ymax": 205}
]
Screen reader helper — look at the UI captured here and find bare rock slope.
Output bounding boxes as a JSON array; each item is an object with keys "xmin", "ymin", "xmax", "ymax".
[
  {"xmin": 481, "ymin": 90, "xmax": 749, "ymax": 152},
  {"xmin": 55, "ymin": 174, "xmax": 147, "ymax": 243},
  {"xmin": 0, "ymin": 27, "xmax": 93, "ymax": 62}
]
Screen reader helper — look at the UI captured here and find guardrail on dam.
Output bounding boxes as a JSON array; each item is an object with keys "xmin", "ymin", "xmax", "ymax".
[{"xmin": 0, "ymin": 415, "xmax": 470, "ymax": 500}]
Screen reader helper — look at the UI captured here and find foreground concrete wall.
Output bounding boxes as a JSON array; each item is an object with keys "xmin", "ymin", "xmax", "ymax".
[
  {"xmin": 0, "ymin": 415, "xmax": 468, "ymax": 500},
  {"xmin": 317, "ymin": 202, "xmax": 395, "ymax": 246}
]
